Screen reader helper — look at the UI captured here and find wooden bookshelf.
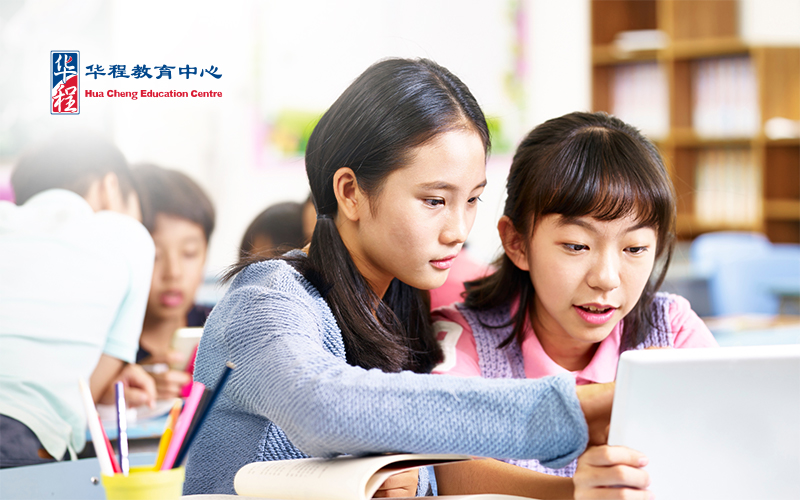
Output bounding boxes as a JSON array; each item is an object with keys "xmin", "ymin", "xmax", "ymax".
[{"xmin": 591, "ymin": 0, "xmax": 800, "ymax": 243}]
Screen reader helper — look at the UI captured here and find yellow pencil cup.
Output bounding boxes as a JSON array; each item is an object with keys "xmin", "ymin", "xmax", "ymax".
[{"xmin": 101, "ymin": 465, "xmax": 184, "ymax": 500}]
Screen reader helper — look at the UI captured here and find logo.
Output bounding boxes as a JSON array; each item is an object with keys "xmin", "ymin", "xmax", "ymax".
[{"xmin": 51, "ymin": 51, "xmax": 79, "ymax": 114}]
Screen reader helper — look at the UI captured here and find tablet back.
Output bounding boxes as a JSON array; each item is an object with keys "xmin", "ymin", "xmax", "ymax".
[{"xmin": 608, "ymin": 345, "xmax": 800, "ymax": 500}]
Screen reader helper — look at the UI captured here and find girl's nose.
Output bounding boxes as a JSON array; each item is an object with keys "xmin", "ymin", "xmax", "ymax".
[
  {"xmin": 587, "ymin": 251, "xmax": 621, "ymax": 291},
  {"xmin": 441, "ymin": 207, "xmax": 469, "ymax": 245}
]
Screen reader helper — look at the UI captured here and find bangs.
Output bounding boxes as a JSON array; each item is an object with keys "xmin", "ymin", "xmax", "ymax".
[{"xmin": 535, "ymin": 126, "xmax": 672, "ymax": 232}]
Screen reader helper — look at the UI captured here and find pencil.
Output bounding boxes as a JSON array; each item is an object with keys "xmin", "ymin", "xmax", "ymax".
[
  {"xmin": 100, "ymin": 415, "xmax": 121, "ymax": 473},
  {"xmin": 160, "ymin": 381, "xmax": 206, "ymax": 470},
  {"xmin": 171, "ymin": 361, "xmax": 236, "ymax": 468},
  {"xmin": 154, "ymin": 399, "xmax": 182, "ymax": 470},
  {"xmin": 115, "ymin": 381, "xmax": 129, "ymax": 475},
  {"xmin": 173, "ymin": 387, "xmax": 211, "ymax": 464}
]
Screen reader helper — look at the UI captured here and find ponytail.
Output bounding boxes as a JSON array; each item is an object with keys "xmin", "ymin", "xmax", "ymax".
[{"xmin": 303, "ymin": 214, "xmax": 435, "ymax": 372}]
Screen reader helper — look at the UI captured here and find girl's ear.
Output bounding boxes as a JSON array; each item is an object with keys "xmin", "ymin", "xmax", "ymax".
[
  {"xmin": 332, "ymin": 167, "xmax": 364, "ymax": 222},
  {"xmin": 498, "ymin": 215, "xmax": 530, "ymax": 271}
]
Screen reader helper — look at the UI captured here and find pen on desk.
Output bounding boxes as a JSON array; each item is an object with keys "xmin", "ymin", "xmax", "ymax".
[
  {"xmin": 78, "ymin": 379, "xmax": 114, "ymax": 476},
  {"xmin": 115, "ymin": 381, "xmax": 129, "ymax": 475},
  {"xmin": 154, "ymin": 399, "xmax": 182, "ymax": 470},
  {"xmin": 171, "ymin": 361, "xmax": 236, "ymax": 469}
]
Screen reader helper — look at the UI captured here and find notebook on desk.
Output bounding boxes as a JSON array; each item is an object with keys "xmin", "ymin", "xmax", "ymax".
[{"xmin": 608, "ymin": 345, "xmax": 800, "ymax": 500}]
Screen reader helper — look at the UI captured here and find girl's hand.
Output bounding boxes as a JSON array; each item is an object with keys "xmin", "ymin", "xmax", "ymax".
[
  {"xmin": 146, "ymin": 367, "xmax": 192, "ymax": 400},
  {"xmin": 574, "ymin": 445, "xmax": 651, "ymax": 499},
  {"xmin": 372, "ymin": 468, "xmax": 418, "ymax": 498}
]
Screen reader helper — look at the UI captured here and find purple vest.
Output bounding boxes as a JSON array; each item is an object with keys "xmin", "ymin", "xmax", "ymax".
[{"xmin": 455, "ymin": 292, "xmax": 675, "ymax": 477}]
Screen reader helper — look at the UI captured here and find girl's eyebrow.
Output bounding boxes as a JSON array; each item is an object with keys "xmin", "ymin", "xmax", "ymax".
[
  {"xmin": 557, "ymin": 216, "xmax": 652, "ymax": 233},
  {"xmin": 418, "ymin": 179, "xmax": 487, "ymax": 191}
]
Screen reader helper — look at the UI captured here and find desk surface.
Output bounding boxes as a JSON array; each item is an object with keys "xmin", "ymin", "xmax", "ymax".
[{"xmin": 0, "ymin": 453, "xmax": 157, "ymax": 500}]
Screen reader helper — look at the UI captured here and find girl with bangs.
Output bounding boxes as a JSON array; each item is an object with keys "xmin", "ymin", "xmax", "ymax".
[{"xmin": 433, "ymin": 111, "xmax": 718, "ymax": 499}]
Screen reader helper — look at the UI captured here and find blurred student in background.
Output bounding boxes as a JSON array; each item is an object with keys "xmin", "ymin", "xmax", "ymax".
[
  {"xmin": 0, "ymin": 134, "xmax": 156, "ymax": 468},
  {"xmin": 301, "ymin": 194, "xmax": 316, "ymax": 244},
  {"xmin": 131, "ymin": 164, "xmax": 215, "ymax": 400},
  {"xmin": 239, "ymin": 201, "xmax": 305, "ymax": 259}
]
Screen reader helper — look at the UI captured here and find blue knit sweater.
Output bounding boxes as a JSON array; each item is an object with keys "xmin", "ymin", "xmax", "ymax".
[{"xmin": 183, "ymin": 257, "xmax": 588, "ymax": 495}]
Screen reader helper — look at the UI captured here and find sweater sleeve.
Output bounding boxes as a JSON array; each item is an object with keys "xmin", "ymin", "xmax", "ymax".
[{"xmin": 220, "ymin": 281, "xmax": 588, "ymax": 469}]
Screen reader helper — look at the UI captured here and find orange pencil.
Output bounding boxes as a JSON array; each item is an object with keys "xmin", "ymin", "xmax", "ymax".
[{"xmin": 154, "ymin": 399, "xmax": 182, "ymax": 470}]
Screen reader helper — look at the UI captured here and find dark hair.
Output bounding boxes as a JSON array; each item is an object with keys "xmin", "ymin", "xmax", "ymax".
[
  {"xmin": 131, "ymin": 163, "xmax": 215, "ymax": 242},
  {"xmin": 228, "ymin": 58, "xmax": 489, "ymax": 373},
  {"xmin": 239, "ymin": 201, "xmax": 305, "ymax": 259},
  {"xmin": 465, "ymin": 111, "xmax": 675, "ymax": 351},
  {"xmin": 12, "ymin": 132, "xmax": 134, "ymax": 205}
]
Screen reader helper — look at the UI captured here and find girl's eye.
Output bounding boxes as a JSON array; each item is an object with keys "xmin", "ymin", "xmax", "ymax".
[
  {"xmin": 468, "ymin": 196, "xmax": 483, "ymax": 204},
  {"xmin": 564, "ymin": 244, "xmax": 587, "ymax": 252},
  {"xmin": 626, "ymin": 246, "xmax": 648, "ymax": 255},
  {"xmin": 424, "ymin": 198, "xmax": 445, "ymax": 207}
]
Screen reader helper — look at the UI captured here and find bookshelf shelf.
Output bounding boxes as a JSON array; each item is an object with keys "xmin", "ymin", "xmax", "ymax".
[
  {"xmin": 670, "ymin": 37, "xmax": 749, "ymax": 59},
  {"xmin": 765, "ymin": 200, "xmax": 800, "ymax": 221},
  {"xmin": 591, "ymin": 0, "xmax": 800, "ymax": 243},
  {"xmin": 592, "ymin": 45, "xmax": 661, "ymax": 65},
  {"xmin": 669, "ymin": 129, "xmax": 753, "ymax": 147}
]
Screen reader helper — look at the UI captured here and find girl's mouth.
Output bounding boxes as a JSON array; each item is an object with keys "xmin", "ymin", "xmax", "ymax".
[
  {"xmin": 430, "ymin": 256, "xmax": 456, "ymax": 270},
  {"xmin": 574, "ymin": 304, "xmax": 616, "ymax": 324}
]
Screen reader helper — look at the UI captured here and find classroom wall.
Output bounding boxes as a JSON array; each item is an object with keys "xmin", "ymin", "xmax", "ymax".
[
  {"xmin": 1, "ymin": 0, "xmax": 795, "ymax": 274},
  {"xmin": 0, "ymin": 0, "xmax": 592, "ymax": 273}
]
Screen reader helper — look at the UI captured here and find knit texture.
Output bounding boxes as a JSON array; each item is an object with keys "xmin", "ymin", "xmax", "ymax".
[
  {"xmin": 459, "ymin": 292, "xmax": 676, "ymax": 478},
  {"xmin": 183, "ymin": 257, "xmax": 588, "ymax": 495}
]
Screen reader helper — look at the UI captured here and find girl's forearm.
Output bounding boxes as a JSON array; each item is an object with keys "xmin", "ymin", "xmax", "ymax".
[{"xmin": 435, "ymin": 459, "xmax": 574, "ymax": 499}]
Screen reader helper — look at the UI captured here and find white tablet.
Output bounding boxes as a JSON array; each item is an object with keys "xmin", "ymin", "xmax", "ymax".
[{"xmin": 608, "ymin": 345, "xmax": 800, "ymax": 500}]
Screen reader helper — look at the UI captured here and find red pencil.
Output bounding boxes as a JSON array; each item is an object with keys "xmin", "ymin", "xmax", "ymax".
[{"xmin": 99, "ymin": 415, "xmax": 121, "ymax": 473}]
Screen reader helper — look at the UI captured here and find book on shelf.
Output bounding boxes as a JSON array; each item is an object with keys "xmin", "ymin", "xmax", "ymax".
[
  {"xmin": 692, "ymin": 56, "xmax": 759, "ymax": 138},
  {"xmin": 612, "ymin": 62, "xmax": 669, "ymax": 140},
  {"xmin": 233, "ymin": 453, "xmax": 473, "ymax": 500},
  {"xmin": 694, "ymin": 148, "xmax": 761, "ymax": 227}
]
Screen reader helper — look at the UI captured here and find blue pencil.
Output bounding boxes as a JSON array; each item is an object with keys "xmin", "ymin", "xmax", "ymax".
[
  {"xmin": 171, "ymin": 361, "xmax": 236, "ymax": 468},
  {"xmin": 115, "ymin": 381, "xmax": 129, "ymax": 475}
]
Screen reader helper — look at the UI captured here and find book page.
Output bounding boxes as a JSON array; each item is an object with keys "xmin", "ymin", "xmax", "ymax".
[{"xmin": 234, "ymin": 454, "xmax": 471, "ymax": 500}]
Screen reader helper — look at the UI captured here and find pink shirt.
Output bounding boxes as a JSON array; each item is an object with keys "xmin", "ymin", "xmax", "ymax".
[{"xmin": 432, "ymin": 294, "xmax": 718, "ymax": 384}]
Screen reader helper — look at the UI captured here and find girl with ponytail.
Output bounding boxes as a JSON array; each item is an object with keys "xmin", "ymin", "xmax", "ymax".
[{"xmin": 184, "ymin": 59, "xmax": 613, "ymax": 496}]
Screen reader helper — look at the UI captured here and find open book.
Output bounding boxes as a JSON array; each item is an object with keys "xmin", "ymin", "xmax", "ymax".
[{"xmin": 233, "ymin": 453, "xmax": 472, "ymax": 500}]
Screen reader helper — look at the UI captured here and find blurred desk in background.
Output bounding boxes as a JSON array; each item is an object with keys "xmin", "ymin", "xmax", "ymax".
[
  {"xmin": 705, "ymin": 315, "xmax": 800, "ymax": 347},
  {"xmin": 82, "ymin": 401, "xmax": 173, "ymax": 457}
]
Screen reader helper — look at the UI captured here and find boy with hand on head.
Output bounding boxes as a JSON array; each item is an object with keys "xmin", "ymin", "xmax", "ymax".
[{"xmin": 0, "ymin": 133, "xmax": 156, "ymax": 468}]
